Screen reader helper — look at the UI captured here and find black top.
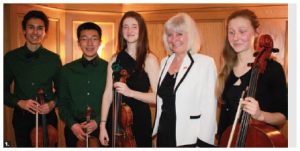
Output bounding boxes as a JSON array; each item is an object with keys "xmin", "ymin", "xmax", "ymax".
[
  {"xmin": 218, "ymin": 60, "xmax": 288, "ymax": 136},
  {"xmin": 112, "ymin": 50, "xmax": 152, "ymax": 147},
  {"xmin": 157, "ymin": 72, "xmax": 177, "ymax": 147}
]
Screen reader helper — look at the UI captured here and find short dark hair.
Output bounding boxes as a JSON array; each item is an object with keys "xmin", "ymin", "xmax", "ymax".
[
  {"xmin": 22, "ymin": 10, "xmax": 49, "ymax": 32},
  {"xmin": 77, "ymin": 22, "xmax": 102, "ymax": 40}
]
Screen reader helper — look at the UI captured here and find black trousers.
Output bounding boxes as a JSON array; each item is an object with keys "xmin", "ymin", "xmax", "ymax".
[{"xmin": 12, "ymin": 107, "xmax": 57, "ymax": 147}]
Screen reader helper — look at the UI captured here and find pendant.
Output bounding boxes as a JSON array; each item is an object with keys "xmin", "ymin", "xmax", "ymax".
[
  {"xmin": 233, "ymin": 78, "xmax": 242, "ymax": 86},
  {"xmin": 173, "ymin": 73, "xmax": 177, "ymax": 79}
]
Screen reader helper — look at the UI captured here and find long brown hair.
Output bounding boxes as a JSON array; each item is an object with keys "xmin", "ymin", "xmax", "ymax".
[
  {"xmin": 117, "ymin": 11, "xmax": 150, "ymax": 72},
  {"xmin": 216, "ymin": 9, "xmax": 260, "ymax": 101}
]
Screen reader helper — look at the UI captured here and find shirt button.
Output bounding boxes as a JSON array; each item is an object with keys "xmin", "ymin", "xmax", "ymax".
[
  {"xmin": 87, "ymin": 92, "xmax": 90, "ymax": 96},
  {"xmin": 226, "ymin": 108, "xmax": 229, "ymax": 111},
  {"xmin": 87, "ymin": 81, "xmax": 90, "ymax": 84},
  {"xmin": 31, "ymin": 82, "xmax": 35, "ymax": 86}
]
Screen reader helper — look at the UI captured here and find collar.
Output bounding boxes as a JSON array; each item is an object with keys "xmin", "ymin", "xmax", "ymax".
[
  {"xmin": 23, "ymin": 44, "xmax": 43, "ymax": 59},
  {"xmin": 158, "ymin": 52, "xmax": 194, "ymax": 93},
  {"xmin": 81, "ymin": 55, "xmax": 100, "ymax": 68}
]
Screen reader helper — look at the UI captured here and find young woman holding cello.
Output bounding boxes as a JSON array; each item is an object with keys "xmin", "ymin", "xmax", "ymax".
[
  {"xmin": 216, "ymin": 9, "xmax": 288, "ymax": 147},
  {"xmin": 99, "ymin": 11, "xmax": 160, "ymax": 147}
]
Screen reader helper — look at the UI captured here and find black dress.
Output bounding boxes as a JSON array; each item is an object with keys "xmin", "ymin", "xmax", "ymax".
[
  {"xmin": 157, "ymin": 72, "xmax": 177, "ymax": 147},
  {"xmin": 111, "ymin": 50, "xmax": 152, "ymax": 147},
  {"xmin": 217, "ymin": 60, "xmax": 288, "ymax": 139}
]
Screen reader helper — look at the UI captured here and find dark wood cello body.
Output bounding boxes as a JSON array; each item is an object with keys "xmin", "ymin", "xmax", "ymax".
[
  {"xmin": 30, "ymin": 88, "xmax": 58, "ymax": 147},
  {"xmin": 220, "ymin": 120, "xmax": 287, "ymax": 147},
  {"xmin": 112, "ymin": 69, "xmax": 136, "ymax": 147},
  {"xmin": 219, "ymin": 34, "xmax": 287, "ymax": 147}
]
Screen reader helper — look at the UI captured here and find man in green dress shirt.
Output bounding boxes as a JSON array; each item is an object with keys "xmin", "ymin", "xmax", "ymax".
[
  {"xmin": 4, "ymin": 10, "xmax": 62, "ymax": 147},
  {"xmin": 58, "ymin": 22, "xmax": 108, "ymax": 147}
]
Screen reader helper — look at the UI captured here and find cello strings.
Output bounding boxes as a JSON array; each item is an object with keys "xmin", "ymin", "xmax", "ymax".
[
  {"xmin": 236, "ymin": 66, "xmax": 260, "ymax": 147},
  {"xmin": 240, "ymin": 68, "xmax": 258, "ymax": 146},
  {"xmin": 237, "ymin": 111, "xmax": 246, "ymax": 146}
]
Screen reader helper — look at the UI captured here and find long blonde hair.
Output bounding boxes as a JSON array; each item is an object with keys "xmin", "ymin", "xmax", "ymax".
[{"xmin": 216, "ymin": 9, "xmax": 260, "ymax": 101}]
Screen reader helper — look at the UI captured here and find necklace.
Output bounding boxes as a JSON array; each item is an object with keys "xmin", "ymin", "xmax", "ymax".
[
  {"xmin": 233, "ymin": 77, "xmax": 242, "ymax": 86},
  {"xmin": 173, "ymin": 72, "xmax": 178, "ymax": 79}
]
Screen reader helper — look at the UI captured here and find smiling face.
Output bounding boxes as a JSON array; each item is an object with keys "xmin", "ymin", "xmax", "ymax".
[
  {"xmin": 122, "ymin": 17, "xmax": 139, "ymax": 44},
  {"xmin": 166, "ymin": 28, "xmax": 189, "ymax": 54},
  {"xmin": 227, "ymin": 17, "xmax": 258, "ymax": 54},
  {"xmin": 78, "ymin": 29, "xmax": 101, "ymax": 60},
  {"xmin": 23, "ymin": 18, "xmax": 46, "ymax": 48}
]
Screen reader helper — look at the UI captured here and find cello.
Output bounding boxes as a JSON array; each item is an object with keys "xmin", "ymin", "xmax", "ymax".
[
  {"xmin": 219, "ymin": 34, "xmax": 288, "ymax": 147},
  {"xmin": 76, "ymin": 106, "xmax": 100, "ymax": 147},
  {"xmin": 30, "ymin": 88, "xmax": 58, "ymax": 147},
  {"xmin": 111, "ymin": 69, "xmax": 136, "ymax": 147}
]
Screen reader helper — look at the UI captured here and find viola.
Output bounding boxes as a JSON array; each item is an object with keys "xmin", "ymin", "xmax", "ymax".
[
  {"xmin": 112, "ymin": 69, "xmax": 136, "ymax": 147},
  {"xmin": 219, "ymin": 34, "xmax": 287, "ymax": 147},
  {"xmin": 30, "ymin": 88, "xmax": 58, "ymax": 147},
  {"xmin": 76, "ymin": 106, "xmax": 100, "ymax": 147}
]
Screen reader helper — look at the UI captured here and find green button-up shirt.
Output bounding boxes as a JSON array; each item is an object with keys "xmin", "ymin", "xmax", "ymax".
[
  {"xmin": 58, "ymin": 56, "xmax": 107, "ymax": 129},
  {"xmin": 4, "ymin": 45, "xmax": 62, "ymax": 107}
]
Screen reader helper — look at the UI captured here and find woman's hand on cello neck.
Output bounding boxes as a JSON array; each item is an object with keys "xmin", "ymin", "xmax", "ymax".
[{"xmin": 241, "ymin": 97, "xmax": 264, "ymax": 121}]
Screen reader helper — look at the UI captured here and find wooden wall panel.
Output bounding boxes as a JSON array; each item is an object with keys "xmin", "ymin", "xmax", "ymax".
[
  {"xmin": 147, "ymin": 23, "xmax": 166, "ymax": 61},
  {"xmin": 197, "ymin": 20, "xmax": 225, "ymax": 71},
  {"xmin": 43, "ymin": 19, "xmax": 61, "ymax": 54}
]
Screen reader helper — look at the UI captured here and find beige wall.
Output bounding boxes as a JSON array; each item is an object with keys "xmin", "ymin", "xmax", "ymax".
[{"xmin": 4, "ymin": 4, "xmax": 288, "ymax": 147}]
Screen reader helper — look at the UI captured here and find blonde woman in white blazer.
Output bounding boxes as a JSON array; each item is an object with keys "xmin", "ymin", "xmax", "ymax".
[{"xmin": 152, "ymin": 13, "xmax": 217, "ymax": 147}]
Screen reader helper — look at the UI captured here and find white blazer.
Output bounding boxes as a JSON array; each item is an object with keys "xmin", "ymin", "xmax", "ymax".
[{"xmin": 152, "ymin": 52, "xmax": 217, "ymax": 146}]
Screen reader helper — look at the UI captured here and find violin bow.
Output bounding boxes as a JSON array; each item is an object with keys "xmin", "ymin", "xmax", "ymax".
[
  {"xmin": 227, "ymin": 90, "xmax": 246, "ymax": 147},
  {"xmin": 35, "ymin": 96, "xmax": 39, "ymax": 147}
]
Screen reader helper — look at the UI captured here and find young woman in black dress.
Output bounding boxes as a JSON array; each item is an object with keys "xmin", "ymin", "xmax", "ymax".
[{"xmin": 99, "ymin": 11, "xmax": 160, "ymax": 147}]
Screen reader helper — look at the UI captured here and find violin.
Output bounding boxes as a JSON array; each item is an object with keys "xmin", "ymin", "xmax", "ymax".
[
  {"xmin": 76, "ymin": 106, "xmax": 100, "ymax": 147},
  {"xmin": 30, "ymin": 88, "xmax": 58, "ymax": 147},
  {"xmin": 219, "ymin": 34, "xmax": 287, "ymax": 147},
  {"xmin": 112, "ymin": 69, "xmax": 136, "ymax": 147}
]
